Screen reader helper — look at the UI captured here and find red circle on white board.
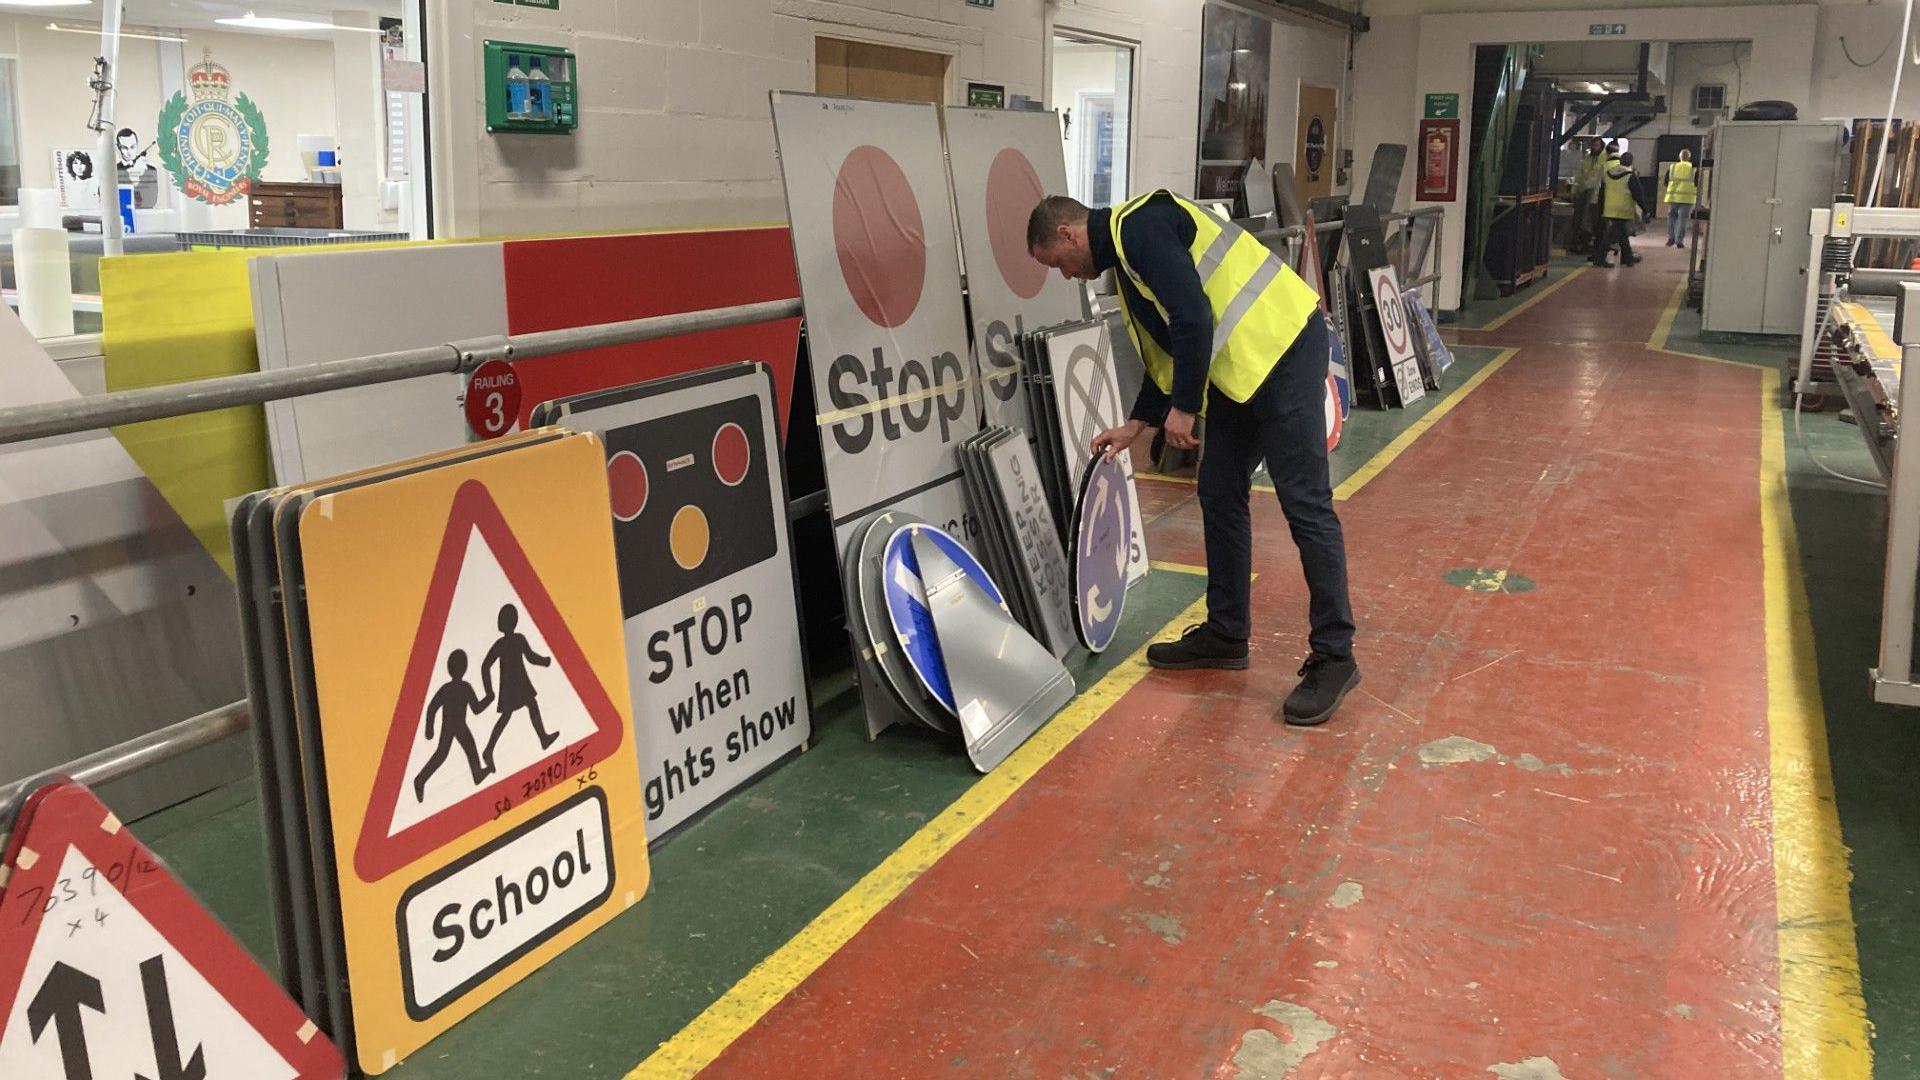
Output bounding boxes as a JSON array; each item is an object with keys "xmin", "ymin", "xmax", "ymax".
[
  {"xmin": 712, "ymin": 422, "xmax": 751, "ymax": 486},
  {"xmin": 985, "ymin": 147, "xmax": 1049, "ymax": 299},
  {"xmin": 832, "ymin": 145, "xmax": 926, "ymax": 328},
  {"xmin": 608, "ymin": 451, "xmax": 649, "ymax": 521},
  {"xmin": 464, "ymin": 359, "xmax": 521, "ymax": 439},
  {"xmin": 1372, "ymin": 271, "xmax": 1410, "ymax": 356}
]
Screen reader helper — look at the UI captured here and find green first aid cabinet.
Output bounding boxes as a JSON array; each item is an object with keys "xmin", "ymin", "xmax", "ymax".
[{"xmin": 484, "ymin": 41, "xmax": 578, "ymax": 134}]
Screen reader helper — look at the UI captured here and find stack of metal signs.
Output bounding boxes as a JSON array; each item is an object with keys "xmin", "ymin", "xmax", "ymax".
[
  {"xmin": 1403, "ymin": 287, "xmax": 1454, "ymax": 388},
  {"xmin": 230, "ymin": 431, "xmax": 652, "ymax": 1075},
  {"xmin": 1022, "ymin": 318, "xmax": 1150, "ymax": 583},
  {"xmin": 958, "ymin": 427, "xmax": 1077, "ymax": 658},
  {"xmin": 841, "ymin": 511, "xmax": 1073, "ymax": 771},
  {"xmin": 529, "ymin": 362, "xmax": 812, "ymax": 841}
]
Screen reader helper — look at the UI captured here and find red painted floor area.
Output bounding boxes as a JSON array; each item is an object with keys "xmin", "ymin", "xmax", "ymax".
[{"xmin": 706, "ymin": 248, "xmax": 1782, "ymax": 1077}]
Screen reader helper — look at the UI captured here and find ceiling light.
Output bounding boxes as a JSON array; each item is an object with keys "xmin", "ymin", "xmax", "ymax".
[
  {"xmin": 214, "ymin": 10, "xmax": 383, "ymax": 32},
  {"xmin": 46, "ymin": 21, "xmax": 187, "ymax": 42},
  {"xmin": 2, "ymin": 0, "xmax": 93, "ymax": 8}
]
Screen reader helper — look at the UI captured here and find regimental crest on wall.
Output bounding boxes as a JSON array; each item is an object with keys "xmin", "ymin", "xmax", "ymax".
[{"xmin": 158, "ymin": 49, "xmax": 270, "ymax": 205}]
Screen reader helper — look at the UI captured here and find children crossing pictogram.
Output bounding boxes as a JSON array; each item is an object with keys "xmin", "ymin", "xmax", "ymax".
[{"xmin": 355, "ymin": 480, "xmax": 625, "ymax": 883}]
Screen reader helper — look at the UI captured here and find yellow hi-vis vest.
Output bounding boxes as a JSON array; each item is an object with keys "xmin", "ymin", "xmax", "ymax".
[
  {"xmin": 1108, "ymin": 191, "xmax": 1320, "ymax": 407},
  {"xmin": 1601, "ymin": 167, "xmax": 1636, "ymax": 220},
  {"xmin": 1573, "ymin": 154, "xmax": 1604, "ymax": 195},
  {"xmin": 1664, "ymin": 160, "xmax": 1697, "ymax": 204}
]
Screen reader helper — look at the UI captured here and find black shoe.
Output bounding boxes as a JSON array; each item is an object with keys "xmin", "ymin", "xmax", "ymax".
[
  {"xmin": 1284, "ymin": 654, "xmax": 1360, "ymax": 726},
  {"xmin": 1147, "ymin": 623, "xmax": 1249, "ymax": 670},
  {"xmin": 1589, "ymin": 258, "xmax": 1612, "ymax": 268},
  {"xmin": 1623, "ymin": 256, "xmax": 1641, "ymax": 267}
]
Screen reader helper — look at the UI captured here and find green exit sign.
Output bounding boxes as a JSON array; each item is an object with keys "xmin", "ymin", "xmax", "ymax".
[
  {"xmin": 967, "ymin": 0, "xmax": 993, "ymax": 6},
  {"xmin": 1588, "ymin": 23, "xmax": 1626, "ymax": 35}
]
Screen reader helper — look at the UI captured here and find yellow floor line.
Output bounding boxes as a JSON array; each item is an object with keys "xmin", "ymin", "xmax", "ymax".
[
  {"xmin": 1135, "ymin": 469, "xmax": 1275, "ymax": 494},
  {"xmin": 1466, "ymin": 265, "xmax": 1590, "ymax": 333},
  {"xmin": 627, "ymin": 589, "xmax": 1212, "ymax": 1079},
  {"xmin": 1148, "ymin": 559, "xmax": 1208, "ymax": 575},
  {"xmin": 1333, "ymin": 347, "xmax": 1520, "ymax": 501},
  {"xmin": 1648, "ymin": 280, "xmax": 1771, "ymax": 369},
  {"xmin": 1759, "ymin": 376, "xmax": 1874, "ymax": 1078}
]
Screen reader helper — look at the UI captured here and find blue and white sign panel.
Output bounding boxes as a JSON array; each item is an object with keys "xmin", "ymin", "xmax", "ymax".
[
  {"xmin": 882, "ymin": 524, "xmax": 1007, "ymax": 713},
  {"xmin": 1071, "ymin": 455, "xmax": 1132, "ymax": 652}
]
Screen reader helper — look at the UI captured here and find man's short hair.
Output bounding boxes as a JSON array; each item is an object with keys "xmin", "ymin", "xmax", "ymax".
[
  {"xmin": 1619, "ymin": 151, "xmax": 1634, "ymax": 166},
  {"xmin": 1027, "ymin": 195, "xmax": 1090, "ymax": 250}
]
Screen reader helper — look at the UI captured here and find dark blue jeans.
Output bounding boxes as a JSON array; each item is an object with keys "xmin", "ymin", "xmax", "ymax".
[{"xmin": 1196, "ymin": 312, "xmax": 1355, "ymax": 658}]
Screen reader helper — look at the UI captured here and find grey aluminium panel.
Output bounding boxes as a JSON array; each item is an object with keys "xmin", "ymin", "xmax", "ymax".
[{"xmin": 909, "ymin": 529, "xmax": 1073, "ymax": 773}]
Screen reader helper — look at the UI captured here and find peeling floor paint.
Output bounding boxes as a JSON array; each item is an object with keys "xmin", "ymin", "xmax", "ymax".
[
  {"xmin": 1231, "ymin": 1000, "xmax": 1337, "ymax": 1078},
  {"xmin": 1417, "ymin": 735, "xmax": 1572, "ymax": 775},
  {"xmin": 1419, "ymin": 736, "xmax": 1499, "ymax": 765},
  {"xmin": 1125, "ymin": 911, "xmax": 1187, "ymax": 945},
  {"xmin": 1488, "ymin": 1056, "xmax": 1570, "ymax": 1080},
  {"xmin": 1329, "ymin": 881, "xmax": 1364, "ymax": 909},
  {"xmin": 1314, "ymin": 960, "xmax": 1339, "ymax": 969}
]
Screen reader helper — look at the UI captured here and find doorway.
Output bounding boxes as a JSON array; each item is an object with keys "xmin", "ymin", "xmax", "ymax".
[
  {"xmin": 815, "ymin": 38, "xmax": 950, "ymax": 104},
  {"xmin": 1051, "ymin": 33, "xmax": 1134, "ymax": 206}
]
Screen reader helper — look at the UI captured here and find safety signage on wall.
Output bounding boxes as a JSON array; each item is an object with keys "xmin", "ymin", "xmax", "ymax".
[
  {"xmin": 0, "ymin": 781, "xmax": 344, "ymax": 1080},
  {"xmin": 532, "ymin": 364, "xmax": 811, "ymax": 838},
  {"xmin": 944, "ymin": 106, "xmax": 1083, "ymax": 434},
  {"xmin": 295, "ymin": 433, "xmax": 649, "ymax": 1072},
  {"xmin": 1368, "ymin": 265, "xmax": 1426, "ymax": 406},
  {"xmin": 770, "ymin": 92, "xmax": 983, "ymax": 556}
]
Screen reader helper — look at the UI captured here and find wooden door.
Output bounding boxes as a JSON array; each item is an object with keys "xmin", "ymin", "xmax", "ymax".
[
  {"xmin": 816, "ymin": 38, "xmax": 949, "ymax": 104},
  {"xmin": 1295, "ymin": 83, "xmax": 1337, "ymax": 199}
]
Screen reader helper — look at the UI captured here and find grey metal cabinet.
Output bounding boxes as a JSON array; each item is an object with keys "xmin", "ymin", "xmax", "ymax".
[{"xmin": 1702, "ymin": 121, "xmax": 1843, "ymax": 335}]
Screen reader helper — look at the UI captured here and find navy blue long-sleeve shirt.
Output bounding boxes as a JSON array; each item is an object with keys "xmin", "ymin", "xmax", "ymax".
[{"xmin": 1087, "ymin": 195, "xmax": 1213, "ymax": 422}]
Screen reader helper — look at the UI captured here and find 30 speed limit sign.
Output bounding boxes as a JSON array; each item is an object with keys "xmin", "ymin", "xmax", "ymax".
[
  {"xmin": 465, "ymin": 359, "xmax": 523, "ymax": 440},
  {"xmin": 1369, "ymin": 267, "xmax": 1414, "ymax": 363},
  {"xmin": 1368, "ymin": 265, "xmax": 1426, "ymax": 406}
]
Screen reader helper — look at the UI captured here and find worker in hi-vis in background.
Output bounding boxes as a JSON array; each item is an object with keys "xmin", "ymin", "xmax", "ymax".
[
  {"xmin": 1591, "ymin": 150, "xmax": 1650, "ymax": 269},
  {"xmin": 1025, "ymin": 191, "xmax": 1360, "ymax": 727},
  {"xmin": 1566, "ymin": 137, "xmax": 1608, "ymax": 254},
  {"xmin": 1663, "ymin": 149, "xmax": 1698, "ymax": 248}
]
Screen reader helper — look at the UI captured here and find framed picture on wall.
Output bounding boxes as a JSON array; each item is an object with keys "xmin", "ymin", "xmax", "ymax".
[{"xmin": 1195, "ymin": 2, "xmax": 1272, "ymax": 202}]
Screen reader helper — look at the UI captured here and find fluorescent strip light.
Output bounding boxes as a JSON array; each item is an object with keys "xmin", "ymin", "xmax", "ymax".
[
  {"xmin": 46, "ymin": 21, "xmax": 187, "ymax": 42},
  {"xmin": 214, "ymin": 10, "xmax": 384, "ymax": 32},
  {"xmin": 2, "ymin": 0, "xmax": 92, "ymax": 8}
]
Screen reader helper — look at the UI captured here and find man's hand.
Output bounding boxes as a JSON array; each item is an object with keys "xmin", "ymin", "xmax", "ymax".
[
  {"xmin": 1091, "ymin": 418, "xmax": 1148, "ymax": 462},
  {"xmin": 1163, "ymin": 407, "xmax": 1199, "ymax": 451}
]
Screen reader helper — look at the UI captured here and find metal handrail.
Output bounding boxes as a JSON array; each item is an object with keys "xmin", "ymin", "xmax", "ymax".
[
  {"xmin": 0, "ymin": 298, "xmax": 805, "ymax": 447},
  {"xmin": 0, "ymin": 701, "xmax": 251, "ymax": 823},
  {"xmin": 0, "ymin": 295, "xmax": 807, "ymax": 816}
]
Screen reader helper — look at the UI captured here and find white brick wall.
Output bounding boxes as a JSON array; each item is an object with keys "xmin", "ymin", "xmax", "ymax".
[{"xmin": 431, "ymin": 0, "xmax": 1354, "ymax": 235}]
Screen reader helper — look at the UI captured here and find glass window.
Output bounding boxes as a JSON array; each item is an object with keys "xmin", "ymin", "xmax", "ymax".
[
  {"xmin": 1052, "ymin": 34, "xmax": 1133, "ymax": 208},
  {"xmin": 0, "ymin": 58, "xmax": 20, "ymax": 206},
  {"xmin": 3, "ymin": 2, "xmax": 432, "ymax": 340}
]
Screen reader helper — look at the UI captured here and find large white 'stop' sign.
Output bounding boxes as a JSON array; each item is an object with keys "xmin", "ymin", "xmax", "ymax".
[
  {"xmin": 944, "ymin": 107, "xmax": 1084, "ymax": 433},
  {"xmin": 770, "ymin": 92, "xmax": 982, "ymax": 554}
]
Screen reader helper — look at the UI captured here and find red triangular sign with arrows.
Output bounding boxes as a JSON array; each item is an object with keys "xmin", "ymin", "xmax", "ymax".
[
  {"xmin": 0, "ymin": 781, "xmax": 345, "ymax": 1079},
  {"xmin": 353, "ymin": 479, "xmax": 627, "ymax": 883}
]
